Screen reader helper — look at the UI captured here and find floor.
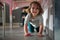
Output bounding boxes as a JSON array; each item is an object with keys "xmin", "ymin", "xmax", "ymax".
[{"xmin": 0, "ymin": 25, "xmax": 52, "ymax": 40}]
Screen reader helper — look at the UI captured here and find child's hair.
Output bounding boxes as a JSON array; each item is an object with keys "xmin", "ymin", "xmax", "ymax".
[{"xmin": 28, "ymin": 1, "xmax": 44, "ymax": 15}]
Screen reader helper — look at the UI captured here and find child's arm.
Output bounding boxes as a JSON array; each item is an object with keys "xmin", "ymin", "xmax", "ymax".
[
  {"xmin": 39, "ymin": 23, "xmax": 43, "ymax": 34},
  {"xmin": 37, "ymin": 23, "xmax": 44, "ymax": 37},
  {"xmin": 24, "ymin": 14, "xmax": 31, "ymax": 36},
  {"xmin": 37, "ymin": 15, "xmax": 44, "ymax": 37},
  {"xmin": 24, "ymin": 24, "xmax": 28, "ymax": 34},
  {"xmin": 24, "ymin": 24, "xmax": 31, "ymax": 36}
]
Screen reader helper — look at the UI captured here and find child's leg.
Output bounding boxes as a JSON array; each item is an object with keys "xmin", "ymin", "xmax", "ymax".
[
  {"xmin": 36, "ymin": 27, "xmax": 39, "ymax": 32},
  {"xmin": 28, "ymin": 22, "xmax": 34, "ymax": 33}
]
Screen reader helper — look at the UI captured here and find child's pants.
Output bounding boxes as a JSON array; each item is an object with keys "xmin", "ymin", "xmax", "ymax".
[{"xmin": 28, "ymin": 22, "xmax": 39, "ymax": 33}]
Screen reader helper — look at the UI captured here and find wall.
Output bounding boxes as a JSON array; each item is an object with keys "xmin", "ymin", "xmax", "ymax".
[
  {"xmin": 0, "ymin": 6, "xmax": 2, "ymax": 23},
  {"xmin": 54, "ymin": 0, "xmax": 60, "ymax": 40},
  {"xmin": 48, "ymin": 0, "xmax": 54, "ymax": 40}
]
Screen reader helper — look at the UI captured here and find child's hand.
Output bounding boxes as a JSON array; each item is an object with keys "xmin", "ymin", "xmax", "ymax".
[
  {"xmin": 24, "ymin": 33, "xmax": 32, "ymax": 37},
  {"xmin": 37, "ymin": 33, "xmax": 44, "ymax": 37}
]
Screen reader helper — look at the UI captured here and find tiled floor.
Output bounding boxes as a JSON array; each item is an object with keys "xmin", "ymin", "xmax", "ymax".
[{"xmin": 0, "ymin": 26, "xmax": 52, "ymax": 40}]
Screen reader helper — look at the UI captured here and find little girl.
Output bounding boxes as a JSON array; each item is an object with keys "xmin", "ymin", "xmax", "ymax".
[{"xmin": 24, "ymin": 1, "xmax": 44, "ymax": 37}]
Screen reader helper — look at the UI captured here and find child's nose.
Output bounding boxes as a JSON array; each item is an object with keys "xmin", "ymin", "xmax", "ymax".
[{"xmin": 33, "ymin": 8, "xmax": 37, "ymax": 11}]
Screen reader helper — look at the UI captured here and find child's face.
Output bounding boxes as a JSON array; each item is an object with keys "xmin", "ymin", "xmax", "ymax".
[{"xmin": 30, "ymin": 4, "xmax": 39, "ymax": 17}]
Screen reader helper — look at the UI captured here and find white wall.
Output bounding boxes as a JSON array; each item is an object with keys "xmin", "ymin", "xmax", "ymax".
[
  {"xmin": 42, "ymin": 8, "xmax": 48, "ymax": 29},
  {"xmin": 49, "ymin": 15, "xmax": 53, "ymax": 31}
]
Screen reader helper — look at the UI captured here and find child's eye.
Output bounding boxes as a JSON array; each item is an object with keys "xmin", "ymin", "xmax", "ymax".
[
  {"xmin": 37, "ymin": 8, "xmax": 39, "ymax": 9},
  {"xmin": 32, "ymin": 7, "xmax": 39, "ymax": 10},
  {"xmin": 32, "ymin": 8, "xmax": 34, "ymax": 9}
]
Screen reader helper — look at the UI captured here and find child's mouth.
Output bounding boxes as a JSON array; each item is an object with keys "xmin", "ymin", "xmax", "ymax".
[{"xmin": 33, "ymin": 12, "xmax": 37, "ymax": 13}]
